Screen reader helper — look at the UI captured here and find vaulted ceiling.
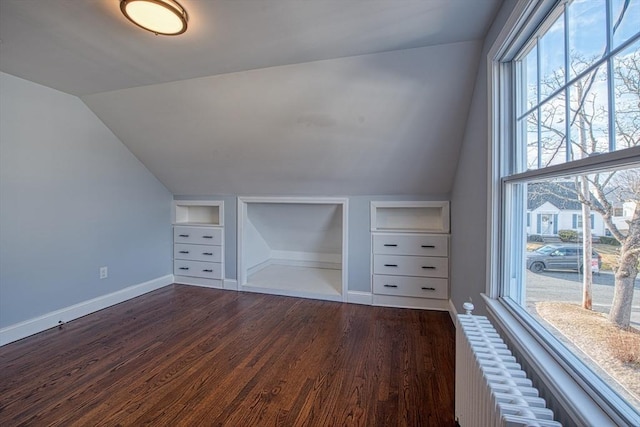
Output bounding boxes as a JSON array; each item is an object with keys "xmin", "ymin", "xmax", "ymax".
[{"xmin": 0, "ymin": 0, "xmax": 503, "ymax": 196}]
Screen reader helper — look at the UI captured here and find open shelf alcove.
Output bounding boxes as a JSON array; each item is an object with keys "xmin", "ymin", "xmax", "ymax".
[{"xmin": 238, "ymin": 197, "xmax": 348, "ymax": 302}]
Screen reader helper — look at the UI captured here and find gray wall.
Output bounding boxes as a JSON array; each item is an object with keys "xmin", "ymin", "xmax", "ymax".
[
  {"xmin": 175, "ymin": 194, "xmax": 449, "ymax": 292},
  {"xmin": 0, "ymin": 72, "xmax": 173, "ymax": 328},
  {"xmin": 83, "ymin": 42, "xmax": 481, "ymax": 197},
  {"xmin": 449, "ymin": 0, "xmax": 519, "ymax": 316}
]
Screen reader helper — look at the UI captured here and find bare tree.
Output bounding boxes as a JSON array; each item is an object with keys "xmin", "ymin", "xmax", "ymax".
[
  {"xmin": 530, "ymin": 55, "xmax": 603, "ymax": 310},
  {"xmin": 531, "ymin": 50, "xmax": 639, "ymax": 328},
  {"xmin": 582, "ymin": 170, "xmax": 640, "ymax": 327},
  {"xmin": 580, "ymin": 178, "xmax": 593, "ymax": 310}
]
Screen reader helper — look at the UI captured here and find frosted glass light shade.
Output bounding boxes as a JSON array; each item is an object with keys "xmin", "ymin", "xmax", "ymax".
[{"xmin": 120, "ymin": 0, "xmax": 188, "ymax": 35}]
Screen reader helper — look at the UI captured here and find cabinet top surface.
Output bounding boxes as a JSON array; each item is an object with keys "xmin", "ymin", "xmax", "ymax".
[
  {"xmin": 373, "ymin": 228, "xmax": 450, "ymax": 234},
  {"xmin": 173, "ymin": 223, "xmax": 224, "ymax": 227}
]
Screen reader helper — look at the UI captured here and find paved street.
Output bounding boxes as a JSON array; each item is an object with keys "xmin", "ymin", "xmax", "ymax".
[{"xmin": 526, "ymin": 270, "xmax": 640, "ymax": 330}]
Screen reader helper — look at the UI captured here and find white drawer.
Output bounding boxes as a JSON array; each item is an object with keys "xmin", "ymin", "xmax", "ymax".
[
  {"xmin": 373, "ymin": 275, "xmax": 448, "ymax": 299},
  {"xmin": 373, "ymin": 255, "xmax": 448, "ymax": 278},
  {"xmin": 174, "ymin": 244, "xmax": 222, "ymax": 262},
  {"xmin": 174, "ymin": 260, "xmax": 222, "ymax": 279},
  {"xmin": 174, "ymin": 226, "xmax": 222, "ymax": 245},
  {"xmin": 373, "ymin": 233, "xmax": 448, "ymax": 256}
]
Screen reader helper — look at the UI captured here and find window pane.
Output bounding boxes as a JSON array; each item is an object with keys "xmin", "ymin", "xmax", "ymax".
[
  {"xmin": 515, "ymin": 164, "xmax": 640, "ymax": 412},
  {"xmin": 568, "ymin": 65, "xmax": 609, "ymax": 160},
  {"xmin": 539, "ymin": 92, "xmax": 567, "ymax": 167},
  {"xmin": 612, "ymin": 0, "xmax": 640, "ymax": 50},
  {"xmin": 522, "ymin": 112, "xmax": 540, "ymax": 170},
  {"xmin": 539, "ymin": 14, "xmax": 566, "ymax": 101},
  {"xmin": 614, "ymin": 40, "xmax": 640, "ymax": 151},
  {"xmin": 568, "ymin": 0, "xmax": 607, "ymax": 79},
  {"xmin": 523, "ymin": 44, "xmax": 538, "ymax": 113}
]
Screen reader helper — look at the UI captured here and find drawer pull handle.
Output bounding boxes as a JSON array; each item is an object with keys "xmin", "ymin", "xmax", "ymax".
[
  {"xmin": 179, "ymin": 234, "xmax": 189, "ymax": 237},
  {"xmin": 422, "ymin": 266, "xmax": 436, "ymax": 269},
  {"xmin": 421, "ymin": 287, "xmax": 436, "ymax": 291},
  {"xmin": 202, "ymin": 235, "xmax": 213, "ymax": 239},
  {"xmin": 384, "ymin": 264, "xmax": 398, "ymax": 267},
  {"xmin": 384, "ymin": 284, "xmax": 398, "ymax": 288},
  {"xmin": 203, "ymin": 252, "xmax": 213, "ymax": 256},
  {"xmin": 421, "ymin": 245, "xmax": 435, "ymax": 248},
  {"xmin": 203, "ymin": 269, "xmax": 213, "ymax": 273},
  {"xmin": 179, "ymin": 251, "xmax": 189, "ymax": 254},
  {"xmin": 383, "ymin": 244, "xmax": 398, "ymax": 247},
  {"xmin": 179, "ymin": 267, "xmax": 189, "ymax": 270}
]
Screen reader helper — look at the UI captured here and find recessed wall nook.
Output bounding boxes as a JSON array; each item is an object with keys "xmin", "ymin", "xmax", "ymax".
[{"xmin": 237, "ymin": 197, "xmax": 348, "ymax": 302}]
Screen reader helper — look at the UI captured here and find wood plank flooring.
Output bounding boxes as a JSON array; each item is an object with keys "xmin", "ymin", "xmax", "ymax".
[{"xmin": 0, "ymin": 285, "xmax": 455, "ymax": 426}]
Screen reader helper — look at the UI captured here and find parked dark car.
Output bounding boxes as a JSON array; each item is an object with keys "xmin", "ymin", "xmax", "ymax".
[{"xmin": 526, "ymin": 244, "xmax": 602, "ymax": 273}]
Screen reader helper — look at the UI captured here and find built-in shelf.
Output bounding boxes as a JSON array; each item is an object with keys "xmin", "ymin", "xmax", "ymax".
[
  {"xmin": 371, "ymin": 201, "xmax": 449, "ymax": 233},
  {"xmin": 173, "ymin": 200, "xmax": 223, "ymax": 226},
  {"xmin": 244, "ymin": 264, "xmax": 342, "ymax": 301}
]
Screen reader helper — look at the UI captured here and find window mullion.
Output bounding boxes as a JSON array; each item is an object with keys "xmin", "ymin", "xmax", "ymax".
[
  {"xmin": 517, "ymin": 62, "xmax": 526, "ymax": 174},
  {"xmin": 536, "ymin": 36, "xmax": 542, "ymax": 169},
  {"xmin": 504, "ymin": 146, "xmax": 640, "ymax": 184},
  {"xmin": 606, "ymin": 0, "xmax": 616, "ymax": 152},
  {"xmin": 564, "ymin": 5, "xmax": 571, "ymax": 162},
  {"xmin": 608, "ymin": 57, "xmax": 616, "ymax": 152}
]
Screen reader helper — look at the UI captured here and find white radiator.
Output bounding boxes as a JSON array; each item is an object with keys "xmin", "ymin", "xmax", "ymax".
[{"xmin": 455, "ymin": 311, "xmax": 562, "ymax": 427}]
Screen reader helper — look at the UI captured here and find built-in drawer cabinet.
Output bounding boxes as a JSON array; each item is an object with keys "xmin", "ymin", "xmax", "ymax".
[
  {"xmin": 373, "ymin": 275, "xmax": 448, "ymax": 300},
  {"xmin": 172, "ymin": 201, "xmax": 224, "ymax": 287},
  {"xmin": 373, "ymin": 234, "xmax": 448, "ymax": 257},
  {"xmin": 174, "ymin": 226, "xmax": 222, "ymax": 245},
  {"xmin": 173, "ymin": 226, "xmax": 224, "ymax": 281},
  {"xmin": 370, "ymin": 201, "xmax": 450, "ymax": 304},
  {"xmin": 373, "ymin": 254, "xmax": 448, "ymax": 278},
  {"xmin": 174, "ymin": 243, "xmax": 222, "ymax": 263},
  {"xmin": 174, "ymin": 259, "xmax": 223, "ymax": 280}
]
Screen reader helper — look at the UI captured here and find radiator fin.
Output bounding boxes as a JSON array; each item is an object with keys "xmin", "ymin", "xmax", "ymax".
[{"xmin": 455, "ymin": 314, "xmax": 562, "ymax": 427}]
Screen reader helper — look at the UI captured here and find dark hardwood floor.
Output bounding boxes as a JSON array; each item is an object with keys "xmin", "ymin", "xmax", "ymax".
[{"xmin": 0, "ymin": 285, "xmax": 455, "ymax": 426}]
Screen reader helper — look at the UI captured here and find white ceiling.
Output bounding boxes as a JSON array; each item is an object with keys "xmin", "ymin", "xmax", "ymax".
[
  {"xmin": 0, "ymin": 0, "xmax": 503, "ymax": 196},
  {"xmin": 0, "ymin": 0, "xmax": 500, "ymax": 95}
]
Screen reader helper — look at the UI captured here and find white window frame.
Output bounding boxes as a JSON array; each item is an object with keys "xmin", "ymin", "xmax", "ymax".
[{"xmin": 486, "ymin": 0, "xmax": 640, "ymax": 425}]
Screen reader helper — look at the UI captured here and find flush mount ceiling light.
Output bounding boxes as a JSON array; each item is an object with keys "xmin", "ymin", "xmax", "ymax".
[{"xmin": 120, "ymin": 0, "xmax": 188, "ymax": 36}]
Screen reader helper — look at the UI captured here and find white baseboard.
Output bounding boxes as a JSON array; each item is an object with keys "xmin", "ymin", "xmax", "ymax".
[
  {"xmin": 223, "ymin": 279, "xmax": 238, "ymax": 290},
  {"xmin": 174, "ymin": 276, "xmax": 223, "ymax": 289},
  {"xmin": 347, "ymin": 291, "xmax": 373, "ymax": 305},
  {"xmin": 240, "ymin": 284, "xmax": 343, "ymax": 303},
  {"xmin": 372, "ymin": 294, "xmax": 450, "ymax": 311},
  {"xmin": 0, "ymin": 274, "xmax": 173, "ymax": 346},
  {"xmin": 448, "ymin": 299, "xmax": 458, "ymax": 325}
]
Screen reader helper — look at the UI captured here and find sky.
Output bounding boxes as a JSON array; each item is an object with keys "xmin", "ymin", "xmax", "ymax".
[{"xmin": 519, "ymin": 0, "xmax": 640, "ymax": 169}]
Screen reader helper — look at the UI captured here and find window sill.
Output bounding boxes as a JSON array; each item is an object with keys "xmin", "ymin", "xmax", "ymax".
[{"xmin": 482, "ymin": 294, "xmax": 633, "ymax": 426}]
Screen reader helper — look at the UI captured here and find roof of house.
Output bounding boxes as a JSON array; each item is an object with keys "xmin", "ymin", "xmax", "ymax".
[{"xmin": 528, "ymin": 181, "xmax": 583, "ymax": 211}]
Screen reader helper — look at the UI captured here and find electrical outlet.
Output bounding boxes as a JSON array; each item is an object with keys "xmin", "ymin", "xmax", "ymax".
[{"xmin": 99, "ymin": 266, "xmax": 108, "ymax": 279}]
